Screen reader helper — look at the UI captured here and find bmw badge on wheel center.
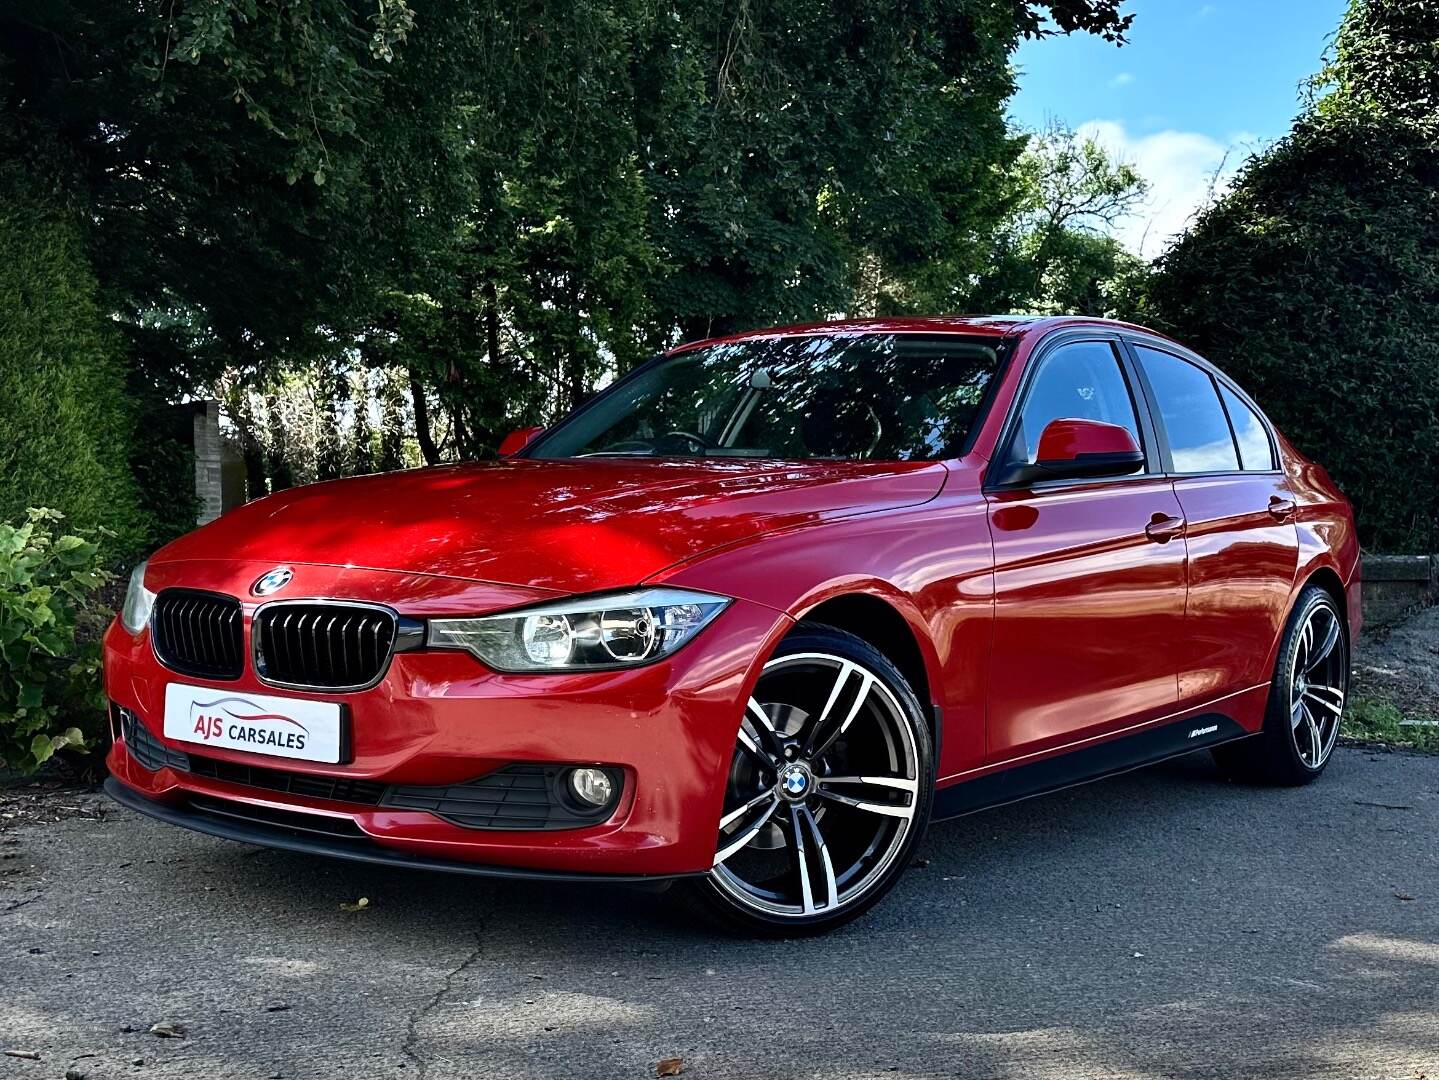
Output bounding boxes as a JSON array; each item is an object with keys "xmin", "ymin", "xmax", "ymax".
[{"xmin": 105, "ymin": 315, "xmax": 1359, "ymax": 935}]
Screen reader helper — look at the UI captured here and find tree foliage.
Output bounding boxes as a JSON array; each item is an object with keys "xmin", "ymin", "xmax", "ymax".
[
  {"xmin": 0, "ymin": 0, "xmax": 481, "ymax": 386},
  {"xmin": 0, "ymin": 0, "xmax": 1130, "ymax": 373},
  {"xmin": 1144, "ymin": 0, "xmax": 1439, "ymax": 551},
  {"xmin": 0, "ymin": 168, "xmax": 147, "ymax": 551},
  {"xmin": 371, "ymin": 1, "xmax": 1134, "ymax": 462},
  {"xmin": 1313, "ymin": 0, "xmax": 1439, "ymax": 129},
  {"xmin": 965, "ymin": 124, "xmax": 1148, "ymax": 317},
  {"xmin": 1, "ymin": 0, "xmax": 1135, "ymax": 499}
]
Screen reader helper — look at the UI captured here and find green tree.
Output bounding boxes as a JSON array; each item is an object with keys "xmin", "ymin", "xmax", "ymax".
[
  {"xmin": 1144, "ymin": 0, "xmax": 1439, "ymax": 551},
  {"xmin": 2, "ymin": 0, "xmax": 1136, "ymax": 485},
  {"xmin": 386, "ymin": 1, "xmax": 1137, "ymax": 461},
  {"xmin": 965, "ymin": 124, "xmax": 1149, "ymax": 316}
]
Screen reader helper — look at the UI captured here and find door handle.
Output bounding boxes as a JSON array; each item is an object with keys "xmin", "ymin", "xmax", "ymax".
[
  {"xmin": 1268, "ymin": 496, "xmax": 1296, "ymax": 521},
  {"xmin": 1145, "ymin": 513, "xmax": 1185, "ymax": 543}
]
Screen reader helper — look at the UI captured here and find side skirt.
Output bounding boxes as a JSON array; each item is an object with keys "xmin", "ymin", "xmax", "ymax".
[{"xmin": 932, "ymin": 714, "xmax": 1248, "ymax": 820}]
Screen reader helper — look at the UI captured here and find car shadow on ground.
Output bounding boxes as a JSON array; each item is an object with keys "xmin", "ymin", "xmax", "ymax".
[{"xmin": 82, "ymin": 747, "xmax": 1430, "ymax": 1079}]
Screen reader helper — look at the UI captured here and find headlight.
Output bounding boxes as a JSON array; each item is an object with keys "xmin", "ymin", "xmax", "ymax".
[
  {"xmin": 427, "ymin": 587, "xmax": 731, "ymax": 672},
  {"xmin": 119, "ymin": 560, "xmax": 156, "ymax": 636}
]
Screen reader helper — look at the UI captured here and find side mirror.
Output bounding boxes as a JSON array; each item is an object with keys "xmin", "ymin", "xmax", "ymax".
[
  {"xmin": 498, "ymin": 426, "xmax": 545, "ymax": 457},
  {"xmin": 995, "ymin": 418, "xmax": 1144, "ymax": 486}
]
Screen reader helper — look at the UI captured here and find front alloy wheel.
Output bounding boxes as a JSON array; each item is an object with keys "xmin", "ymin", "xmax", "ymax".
[{"xmin": 680, "ymin": 624, "xmax": 933, "ymax": 935}]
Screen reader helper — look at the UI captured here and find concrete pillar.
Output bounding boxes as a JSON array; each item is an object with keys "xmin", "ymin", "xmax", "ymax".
[{"xmin": 192, "ymin": 400, "xmax": 224, "ymax": 525}]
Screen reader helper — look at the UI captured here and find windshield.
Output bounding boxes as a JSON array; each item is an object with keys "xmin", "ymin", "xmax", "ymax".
[{"xmin": 529, "ymin": 333, "xmax": 1004, "ymax": 462}]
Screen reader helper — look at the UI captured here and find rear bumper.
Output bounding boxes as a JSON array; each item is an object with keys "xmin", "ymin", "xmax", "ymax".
[{"xmin": 104, "ymin": 776, "xmax": 695, "ymax": 885}]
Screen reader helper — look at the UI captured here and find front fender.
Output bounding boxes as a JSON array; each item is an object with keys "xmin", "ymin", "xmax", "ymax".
[{"xmin": 649, "ymin": 494, "xmax": 995, "ymax": 777}]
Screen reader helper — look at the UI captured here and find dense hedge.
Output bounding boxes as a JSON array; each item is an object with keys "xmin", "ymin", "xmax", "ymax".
[
  {"xmin": 1144, "ymin": 113, "xmax": 1439, "ymax": 552},
  {"xmin": 0, "ymin": 170, "xmax": 147, "ymax": 555}
]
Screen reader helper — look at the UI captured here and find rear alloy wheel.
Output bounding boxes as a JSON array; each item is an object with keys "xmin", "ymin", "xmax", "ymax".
[
  {"xmin": 679, "ymin": 625, "xmax": 933, "ymax": 935},
  {"xmin": 1213, "ymin": 585, "xmax": 1349, "ymax": 785}
]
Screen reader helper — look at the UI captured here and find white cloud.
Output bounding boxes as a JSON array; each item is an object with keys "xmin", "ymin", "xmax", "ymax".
[
  {"xmin": 1077, "ymin": 119, "xmax": 1249, "ymax": 260},
  {"xmin": 1108, "ymin": 72, "xmax": 1135, "ymax": 89}
]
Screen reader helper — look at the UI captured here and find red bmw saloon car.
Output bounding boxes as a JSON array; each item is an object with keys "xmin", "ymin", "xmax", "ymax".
[{"xmin": 104, "ymin": 316, "xmax": 1359, "ymax": 934}]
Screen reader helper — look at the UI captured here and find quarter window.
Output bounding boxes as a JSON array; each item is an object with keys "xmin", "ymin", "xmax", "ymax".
[
  {"xmin": 1135, "ymin": 346, "xmax": 1239, "ymax": 474},
  {"xmin": 1009, "ymin": 341, "xmax": 1143, "ymax": 466},
  {"xmin": 1220, "ymin": 384, "xmax": 1275, "ymax": 471}
]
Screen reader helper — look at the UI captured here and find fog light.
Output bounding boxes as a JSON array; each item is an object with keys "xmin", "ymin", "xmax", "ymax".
[{"xmin": 567, "ymin": 767, "xmax": 615, "ymax": 809}]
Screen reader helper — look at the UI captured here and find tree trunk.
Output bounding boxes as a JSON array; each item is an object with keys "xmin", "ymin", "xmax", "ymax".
[
  {"xmin": 409, "ymin": 376, "xmax": 440, "ymax": 465},
  {"xmin": 239, "ymin": 431, "xmax": 268, "ymax": 502},
  {"xmin": 451, "ymin": 404, "xmax": 471, "ymax": 460}
]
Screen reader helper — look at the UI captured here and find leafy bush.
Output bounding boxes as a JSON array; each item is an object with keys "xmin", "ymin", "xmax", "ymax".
[{"xmin": 0, "ymin": 509, "xmax": 114, "ymax": 774}]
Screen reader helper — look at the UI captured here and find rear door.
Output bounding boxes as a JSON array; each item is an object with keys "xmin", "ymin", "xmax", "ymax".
[
  {"xmin": 1128, "ymin": 342, "xmax": 1299, "ymax": 706},
  {"xmin": 985, "ymin": 335, "xmax": 1187, "ymax": 761}
]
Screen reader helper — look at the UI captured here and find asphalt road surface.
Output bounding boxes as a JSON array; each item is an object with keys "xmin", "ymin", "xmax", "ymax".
[{"xmin": 3, "ymin": 747, "xmax": 1437, "ymax": 1080}]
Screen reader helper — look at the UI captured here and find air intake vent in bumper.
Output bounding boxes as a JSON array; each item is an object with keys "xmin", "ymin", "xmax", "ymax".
[
  {"xmin": 186, "ymin": 755, "xmax": 386, "ymax": 806},
  {"xmin": 115, "ymin": 704, "xmax": 190, "ymax": 772},
  {"xmin": 383, "ymin": 765, "xmax": 623, "ymax": 831}
]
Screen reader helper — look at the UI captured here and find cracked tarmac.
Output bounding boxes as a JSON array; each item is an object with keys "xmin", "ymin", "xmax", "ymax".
[{"xmin": 2, "ymin": 747, "xmax": 1438, "ymax": 1079}]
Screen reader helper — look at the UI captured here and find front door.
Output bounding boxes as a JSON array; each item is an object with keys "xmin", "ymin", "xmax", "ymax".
[{"xmin": 986, "ymin": 338, "xmax": 1187, "ymax": 761}]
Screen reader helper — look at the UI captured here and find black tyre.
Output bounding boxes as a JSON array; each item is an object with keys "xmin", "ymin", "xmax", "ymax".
[
  {"xmin": 1212, "ymin": 585, "xmax": 1348, "ymax": 785},
  {"xmin": 675, "ymin": 623, "xmax": 934, "ymax": 936}
]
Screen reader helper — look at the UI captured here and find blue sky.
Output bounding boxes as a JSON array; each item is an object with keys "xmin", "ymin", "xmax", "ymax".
[{"xmin": 1010, "ymin": 0, "xmax": 1348, "ymax": 257}]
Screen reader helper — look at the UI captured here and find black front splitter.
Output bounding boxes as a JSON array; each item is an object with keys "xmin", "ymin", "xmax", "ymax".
[{"xmin": 104, "ymin": 777, "xmax": 694, "ymax": 889}]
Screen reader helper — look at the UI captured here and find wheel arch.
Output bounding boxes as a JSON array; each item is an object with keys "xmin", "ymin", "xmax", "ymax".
[
  {"xmin": 792, "ymin": 590, "xmax": 940, "ymax": 728},
  {"xmin": 1262, "ymin": 559, "xmax": 1354, "ymax": 681},
  {"xmin": 1303, "ymin": 565, "xmax": 1348, "ymax": 622}
]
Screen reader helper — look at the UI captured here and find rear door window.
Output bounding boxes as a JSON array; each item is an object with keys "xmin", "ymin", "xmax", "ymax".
[
  {"xmin": 1134, "ymin": 346, "xmax": 1239, "ymax": 473},
  {"xmin": 1219, "ymin": 384, "xmax": 1275, "ymax": 471}
]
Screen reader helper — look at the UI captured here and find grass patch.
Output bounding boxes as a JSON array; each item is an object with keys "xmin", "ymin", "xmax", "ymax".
[{"xmin": 1342, "ymin": 696, "xmax": 1439, "ymax": 753}]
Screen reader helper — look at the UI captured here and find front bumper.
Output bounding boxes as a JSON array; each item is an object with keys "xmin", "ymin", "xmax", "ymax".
[{"xmin": 104, "ymin": 587, "xmax": 791, "ymax": 878}]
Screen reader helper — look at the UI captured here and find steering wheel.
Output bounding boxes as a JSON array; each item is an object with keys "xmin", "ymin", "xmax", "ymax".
[
  {"xmin": 596, "ymin": 439, "xmax": 657, "ymax": 454},
  {"xmin": 655, "ymin": 430, "xmax": 712, "ymax": 454},
  {"xmin": 592, "ymin": 430, "xmax": 712, "ymax": 456}
]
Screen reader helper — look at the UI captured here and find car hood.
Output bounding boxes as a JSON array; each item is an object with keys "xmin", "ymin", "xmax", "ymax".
[{"xmin": 154, "ymin": 458, "xmax": 947, "ymax": 596}]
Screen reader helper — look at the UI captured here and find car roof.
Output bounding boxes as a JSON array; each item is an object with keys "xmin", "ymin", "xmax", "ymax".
[{"xmin": 667, "ymin": 314, "xmax": 1177, "ymax": 354}]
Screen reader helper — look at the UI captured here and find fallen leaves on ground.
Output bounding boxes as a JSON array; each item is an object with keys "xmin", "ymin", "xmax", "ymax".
[{"xmin": 656, "ymin": 1057, "xmax": 684, "ymax": 1076}]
